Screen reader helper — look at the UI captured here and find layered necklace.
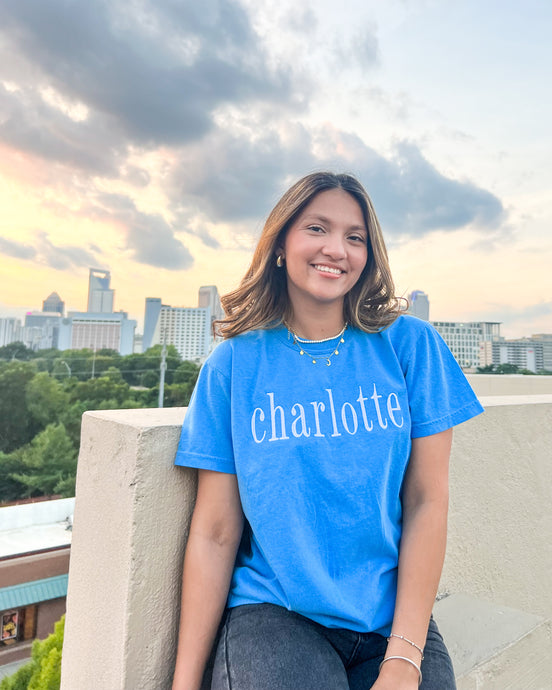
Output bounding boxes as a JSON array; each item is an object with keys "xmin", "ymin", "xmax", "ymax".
[{"xmin": 285, "ymin": 323, "xmax": 347, "ymax": 366}]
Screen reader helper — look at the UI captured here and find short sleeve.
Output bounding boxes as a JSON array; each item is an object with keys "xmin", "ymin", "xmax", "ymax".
[
  {"xmin": 174, "ymin": 359, "xmax": 236, "ymax": 474},
  {"xmin": 402, "ymin": 323, "xmax": 484, "ymax": 438}
]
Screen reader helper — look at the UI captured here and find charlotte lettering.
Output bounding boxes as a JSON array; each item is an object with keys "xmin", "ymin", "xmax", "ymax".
[{"xmin": 250, "ymin": 384, "xmax": 404, "ymax": 444}]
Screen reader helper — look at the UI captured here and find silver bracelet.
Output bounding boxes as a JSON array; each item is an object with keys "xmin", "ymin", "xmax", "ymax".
[
  {"xmin": 387, "ymin": 632, "xmax": 425, "ymax": 659},
  {"xmin": 379, "ymin": 655, "xmax": 423, "ymax": 686}
]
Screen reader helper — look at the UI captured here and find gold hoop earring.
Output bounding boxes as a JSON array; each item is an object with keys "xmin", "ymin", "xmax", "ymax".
[{"xmin": 276, "ymin": 255, "xmax": 284, "ymax": 268}]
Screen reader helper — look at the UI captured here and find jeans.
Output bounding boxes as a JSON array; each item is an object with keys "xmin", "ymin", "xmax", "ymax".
[{"xmin": 210, "ymin": 603, "xmax": 456, "ymax": 689}]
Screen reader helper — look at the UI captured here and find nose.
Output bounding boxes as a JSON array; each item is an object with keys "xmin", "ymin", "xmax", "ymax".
[{"xmin": 321, "ymin": 233, "xmax": 347, "ymax": 260}]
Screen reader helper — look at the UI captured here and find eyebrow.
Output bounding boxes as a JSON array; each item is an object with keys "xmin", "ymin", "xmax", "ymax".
[{"xmin": 303, "ymin": 214, "xmax": 367, "ymax": 232}]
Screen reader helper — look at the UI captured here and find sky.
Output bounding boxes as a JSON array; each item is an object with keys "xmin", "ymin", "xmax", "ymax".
[{"xmin": 0, "ymin": 0, "xmax": 550, "ymax": 338}]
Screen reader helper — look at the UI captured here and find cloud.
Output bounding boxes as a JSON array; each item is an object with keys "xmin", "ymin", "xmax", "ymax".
[
  {"xmin": 36, "ymin": 232, "xmax": 99, "ymax": 270},
  {"xmin": 92, "ymin": 193, "xmax": 194, "ymax": 270},
  {"xmin": 168, "ymin": 125, "xmax": 506, "ymax": 239},
  {"xmin": 0, "ymin": 0, "xmax": 296, "ymax": 151},
  {"xmin": 0, "ymin": 236, "xmax": 37, "ymax": 260}
]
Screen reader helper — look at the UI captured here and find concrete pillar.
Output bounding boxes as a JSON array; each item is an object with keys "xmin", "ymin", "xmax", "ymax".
[{"xmin": 61, "ymin": 408, "xmax": 193, "ymax": 690}]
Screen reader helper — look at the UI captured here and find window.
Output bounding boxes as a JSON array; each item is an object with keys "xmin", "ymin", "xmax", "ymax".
[{"xmin": 1, "ymin": 606, "xmax": 36, "ymax": 647}]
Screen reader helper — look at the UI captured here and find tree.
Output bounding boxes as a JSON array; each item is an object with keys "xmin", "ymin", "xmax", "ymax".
[
  {"xmin": 0, "ymin": 451, "xmax": 27, "ymax": 504},
  {"xmin": 0, "ymin": 616, "xmax": 64, "ymax": 690},
  {"xmin": 0, "ymin": 361, "xmax": 37, "ymax": 453},
  {"xmin": 10, "ymin": 424, "xmax": 78, "ymax": 498},
  {"xmin": 0, "ymin": 342, "xmax": 33, "ymax": 361},
  {"xmin": 495, "ymin": 363, "xmax": 519, "ymax": 374},
  {"xmin": 26, "ymin": 373, "xmax": 70, "ymax": 428},
  {"xmin": 476, "ymin": 363, "xmax": 495, "ymax": 373},
  {"xmin": 173, "ymin": 360, "xmax": 200, "ymax": 386}
]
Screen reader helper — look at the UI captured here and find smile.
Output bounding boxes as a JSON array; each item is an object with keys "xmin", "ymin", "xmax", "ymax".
[{"xmin": 313, "ymin": 264, "xmax": 344, "ymax": 275}]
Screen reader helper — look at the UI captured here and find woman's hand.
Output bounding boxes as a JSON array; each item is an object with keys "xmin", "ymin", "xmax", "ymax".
[{"xmin": 370, "ymin": 656, "xmax": 420, "ymax": 689}]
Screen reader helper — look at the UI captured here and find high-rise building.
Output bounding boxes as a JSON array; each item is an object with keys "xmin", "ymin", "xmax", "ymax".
[
  {"xmin": 0, "ymin": 318, "xmax": 22, "ymax": 347},
  {"xmin": 24, "ymin": 312, "xmax": 62, "ymax": 349},
  {"xmin": 530, "ymin": 334, "xmax": 552, "ymax": 371},
  {"xmin": 42, "ymin": 292, "xmax": 65, "ymax": 315},
  {"xmin": 408, "ymin": 290, "xmax": 430, "ymax": 321},
  {"xmin": 142, "ymin": 296, "xmax": 213, "ymax": 360},
  {"xmin": 198, "ymin": 285, "xmax": 224, "ymax": 323},
  {"xmin": 58, "ymin": 312, "xmax": 136, "ymax": 355},
  {"xmin": 480, "ymin": 339, "xmax": 544, "ymax": 373},
  {"xmin": 431, "ymin": 321, "xmax": 501, "ymax": 370},
  {"xmin": 87, "ymin": 268, "xmax": 114, "ymax": 313}
]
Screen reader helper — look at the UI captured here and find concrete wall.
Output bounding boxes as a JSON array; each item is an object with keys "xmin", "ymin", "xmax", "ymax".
[
  {"xmin": 0, "ymin": 547, "xmax": 70, "ymax": 587},
  {"xmin": 466, "ymin": 373, "xmax": 552, "ymax": 396},
  {"xmin": 440, "ymin": 395, "xmax": 552, "ymax": 621},
  {"xmin": 61, "ymin": 398, "xmax": 552, "ymax": 690}
]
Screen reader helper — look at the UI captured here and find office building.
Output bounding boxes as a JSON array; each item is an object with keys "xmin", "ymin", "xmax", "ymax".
[
  {"xmin": 530, "ymin": 334, "xmax": 552, "ymax": 371},
  {"xmin": 42, "ymin": 292, "xmax": 64, "ymax": 315},
  {"xmin": 198, "ymin": 285, "xmax": 224, "ymax": 323},
  {"xmin": 408, "ymin": 290, "xmax": 430, "ymax": 321},
  {"xmin": 87, "ymin": 269, "xmax": 114, "ymax": 313},
  {"xmin": 431, "ymin": 321, "xmax": 501, "ymax": 370},
  {"xmin": 142, "ymin": 288, "xmax": 218, "ymax": 360},
  {"xmin": 58, "ymin": 312, "xmax": 136, "ymax": 355},
  {"xmin": 480, "ymin": 339, "xmax": 545, "ymax": 373},
  {"xmin": 0, "ymin": 318, "xmax": 22, "ymax": 348},
  {"xmin": 23, "ymin": 312, "xmax": 62, "ymax": 350}
]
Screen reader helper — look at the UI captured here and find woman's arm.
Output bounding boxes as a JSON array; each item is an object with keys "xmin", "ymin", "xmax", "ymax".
[
  {"xmin": 172, "ymin": 468, "xmax": 244, "ymax": 690},
  {"xmin": 374, "ymin": 428, "xmax": 453, "ymax": 689}
]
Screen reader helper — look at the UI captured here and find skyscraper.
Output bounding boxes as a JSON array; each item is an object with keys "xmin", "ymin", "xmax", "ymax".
[
  {"xmin": 198, "ymin": 285, "xmax": 223, "ymax": 322},
  {"xmin": 42, "ymin": 292, "xmax": 65, "ymax": 315},
  {"xmin": 87, "ymin": 269, "xmax": 114, "ymax": 313},
  {"xmin": 408, "ymin": 290, "xmax": 430, "ymax": 321}
]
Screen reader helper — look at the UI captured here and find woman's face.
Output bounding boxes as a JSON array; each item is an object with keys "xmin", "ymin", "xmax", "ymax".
[{"xmin": 280, "ymin": 188, "xmax": 368, "ymax": 315}]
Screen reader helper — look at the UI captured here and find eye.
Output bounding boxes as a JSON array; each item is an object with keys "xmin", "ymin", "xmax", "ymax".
[
  {"xmin": 307, "ymin": 224, "xmax": 325, "ymax": 233},
  {"xmin": 348, "ymin": 233, "xmax": 367, "ymax": 243}
]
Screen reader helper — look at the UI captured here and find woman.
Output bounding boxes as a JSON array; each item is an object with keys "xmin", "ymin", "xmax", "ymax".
[{"xmin": 172, "ymin": 172, "xmax": 483, "ymax": 690}]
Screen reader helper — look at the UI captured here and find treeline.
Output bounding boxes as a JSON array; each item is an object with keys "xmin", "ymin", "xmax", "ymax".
[
  {"xmin": 476, "ymin": 363, "xmax": 552, "ymax": 375},
  {"xmin": 0, "ymin": 342, "xmax": 200, "ymax": 504}
]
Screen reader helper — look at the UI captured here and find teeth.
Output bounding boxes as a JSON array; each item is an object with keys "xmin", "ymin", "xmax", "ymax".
[{"xmin": 314, "ymin": 264, "xmax": 342, "ymax": 275}]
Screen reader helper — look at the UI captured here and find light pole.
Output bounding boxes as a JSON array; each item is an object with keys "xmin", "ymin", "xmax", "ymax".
[
  {"xmin": 158, "ymin": 330, "xmax": 167, "ymax": 408},
  {"xmin": 59, "ymin": 360, "xmax": 71, "ymax": 378}
]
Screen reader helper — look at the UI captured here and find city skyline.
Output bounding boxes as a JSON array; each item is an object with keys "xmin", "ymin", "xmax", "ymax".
[{"xmin": 0, "ymin": 0, "xmax": 551, "ymax": 339}]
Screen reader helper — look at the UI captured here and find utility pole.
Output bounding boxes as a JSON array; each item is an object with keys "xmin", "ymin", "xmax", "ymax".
[{"xmin": 158, "ymin": 331, "xmax": 167, "ymax": 408}]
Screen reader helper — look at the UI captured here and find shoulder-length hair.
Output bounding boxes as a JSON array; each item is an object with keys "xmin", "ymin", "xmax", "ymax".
[{"xmin": 216, "ymin": 171, "xmax": 403, "ymax": 338}]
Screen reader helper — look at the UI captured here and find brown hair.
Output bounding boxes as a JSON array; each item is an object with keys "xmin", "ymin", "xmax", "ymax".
[{"xmin": 216, "ymin": 172, "xmax": 403, "ymax": 338}]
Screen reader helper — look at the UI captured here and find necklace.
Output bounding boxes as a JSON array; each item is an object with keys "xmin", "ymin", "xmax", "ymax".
[{"xmin": 286, "ymin": 324, "xmax": 347, "ymax": 366}]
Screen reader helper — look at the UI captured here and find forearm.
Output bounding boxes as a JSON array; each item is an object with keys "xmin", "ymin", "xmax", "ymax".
[
  {"xmin": 377, "ymin": 498, "xmax": 448, "ymax": 687},
  {"xmin": 172, "ymin": 528, "xmax": 240, "ymax": 690}
]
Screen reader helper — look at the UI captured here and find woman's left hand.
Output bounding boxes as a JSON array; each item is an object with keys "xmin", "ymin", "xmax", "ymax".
[{"xmin": 369, "ymin": 660, "xmax": 420, "ymax": 689}]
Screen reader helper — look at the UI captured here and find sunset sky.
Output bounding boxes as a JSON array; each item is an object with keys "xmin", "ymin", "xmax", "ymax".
[{"xmin": 0, "ymin": 0, "xmax": 550, "ymax": 337}]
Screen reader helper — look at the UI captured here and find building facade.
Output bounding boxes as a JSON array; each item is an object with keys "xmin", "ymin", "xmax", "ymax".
[
  {"xmin": 480, "ymin": 339, "xmax": 545, "ymax": 373},
  {"xmin": 142, "ymin": 287, "xmax": 220, "ymax": 360},
  {"xmin": 431, "ymin": 321, "xmax": 501, "ymax": 370},
  {"xmin": 58, "ymin": 312, "xmax": 136, "ymax": 355},
  {"xmin": 408, "ymin": 290, "xmax": 430, "ymax": 321},
  {"xmin": 87, "ymin": 269, "xmax": 114, "ymax": 313},
  {"xmin": 0, "ymin": 319, "xmax": 22, "ymax": 348},
  {"xmin": 42, "ymin": 292, "xmax": 64, "ymax": 315}
]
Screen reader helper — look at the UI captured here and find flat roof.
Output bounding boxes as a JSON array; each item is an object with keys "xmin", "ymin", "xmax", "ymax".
[{"xmin": 0, "ymin": 522, "xmax": 72, "ymax": 559}]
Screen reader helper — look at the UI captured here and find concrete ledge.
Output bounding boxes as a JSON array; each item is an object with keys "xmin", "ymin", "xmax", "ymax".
[
  {"xmin": 61, "ymin": 399, "xmax": 552, "ymax": 689},
  {"xmin": 434, "ymin": 594, "xmax": 552, "ymax": 690},
  {"xmin": 61, "ymin": 408, "xmax": 191, "ymax": 690},
  {"xmin": 467, "ymin": 375, "xmax": 552, "ymax": 396}
]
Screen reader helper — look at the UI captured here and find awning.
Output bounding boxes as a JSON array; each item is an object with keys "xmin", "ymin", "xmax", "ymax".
[{"xmin": 0, "ymin": 574, "xmax": 68, "ymax": 611}]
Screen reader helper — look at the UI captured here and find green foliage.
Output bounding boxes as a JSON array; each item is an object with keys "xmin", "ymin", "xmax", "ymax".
[
  {"xmin": 68, "ymin": 375, "xmax": 131, "ymax": 408},
  {"xmin": 26, "ymin": 373, "xmax": 70, "ymax": 428},
  {"xmin": 0, "ymin": 361, "xmax": 38, "ymax": 453},
  {"xmin": 0, "ymin": 616, "xmax": 64, "ymax": 690},
  {"xmin": 0, "ymin": 342, "xmax": 33, "ymax": 361},
  {"xmin": 476, "ymin": 363, "xmax": 496, "ymax": 373},
  {"xmin": 10, "ymin": 424, "xmax": 77, "ymax": 498},
  {"xmin": 494, "ymin": 363, "xmax": 519, "ymax": 374},
  {"xmin": 0, "ymin": 451, "xmax": 27, "ymax": 503},
  {"xmin": 173, "ymin": 360, "xmax": 200, "ymax": 386}
]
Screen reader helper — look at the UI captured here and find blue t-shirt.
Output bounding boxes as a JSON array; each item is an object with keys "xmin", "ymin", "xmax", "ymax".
[{"xmin": 175, "ymin": 315, "xmax": 483, "ymax": 635}]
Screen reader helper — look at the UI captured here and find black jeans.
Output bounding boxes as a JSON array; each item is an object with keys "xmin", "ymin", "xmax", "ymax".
[{"xmin": 211, "ymin": 603, "xmax": 456, "ymax": 689}]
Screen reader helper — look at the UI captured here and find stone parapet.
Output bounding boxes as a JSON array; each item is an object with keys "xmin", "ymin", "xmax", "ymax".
[{"xmin": 61, "ymin": 399, "xmax": 552, "ymax": 689}]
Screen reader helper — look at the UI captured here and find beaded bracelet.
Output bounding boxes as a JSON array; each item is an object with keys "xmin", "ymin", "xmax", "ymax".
[
  {"xmin": 379, "ymin": 655, "xmax": 423, "ymax": 686},
  {"xmin": 388, "ymin": 632, "xmax": 425, "ymax": 659}
]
